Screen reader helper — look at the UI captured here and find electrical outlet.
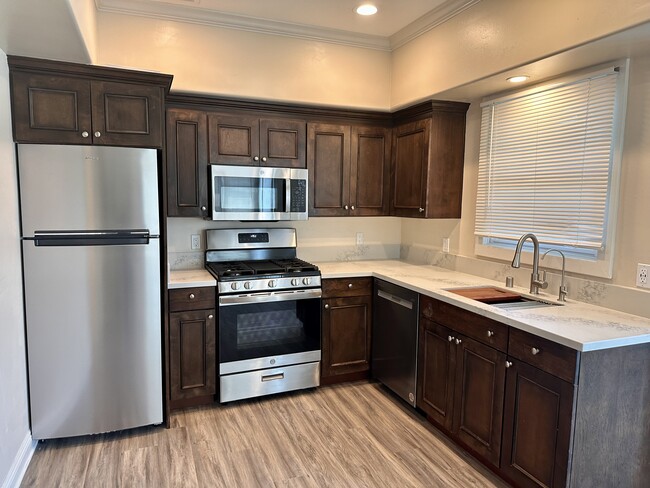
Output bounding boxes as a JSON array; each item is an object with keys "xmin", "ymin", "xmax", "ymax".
[
  {"xmin": 637, "ymin": 263, "xmax": 650, "ymax": 288},
  {"xmin": 191, "ymin": 234, "xmax": 201, "ymax": 250},
  {"xmin": 356, "ymin": 232, "xmax": 364, "ymax": 246},
  {"xmin": 442, "ymin": 238, "xmax": 450, "ymax": 253}
]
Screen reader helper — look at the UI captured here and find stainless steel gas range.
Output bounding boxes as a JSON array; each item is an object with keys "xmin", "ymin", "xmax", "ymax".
[{"xmin": 205, "ymin": 228, "xmax": 321, "ymax": 403}]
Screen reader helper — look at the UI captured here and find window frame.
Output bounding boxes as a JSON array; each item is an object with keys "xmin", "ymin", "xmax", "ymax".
[{"xmin": 474, "ymin": 61, "xmax": 629, "ymax": 279}]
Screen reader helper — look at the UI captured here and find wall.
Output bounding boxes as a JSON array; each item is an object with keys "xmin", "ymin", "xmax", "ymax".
[
  {"xmin": 96, "ymin": 11, "xmax": 391, "ymax": 110},
  {"xmin": 401, "ymin": 53, "xmax": 650, "ymax": 319},
  {"xmin": 168, "ymin": 217, "xmax": 402, "ymax": 269},
  {"xmin": 0, "ymin": 49, "xmax": 33, "ymax": 488},
  {"xmin": 66, "ymin": 0, "xmax": 98, "ymax": 62},
  {"xmin": 391, "ymin": 0, "xmax": 650, "ymax": 108}
]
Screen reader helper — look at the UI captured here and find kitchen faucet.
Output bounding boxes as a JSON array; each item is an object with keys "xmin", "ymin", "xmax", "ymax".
[
  {"xmin": 511, "ymin": 233, "xmax": 548, "ymax": 294},
  {"xmin": 542, "ymin": 249, "xmax": 568, "ymax": 301}
]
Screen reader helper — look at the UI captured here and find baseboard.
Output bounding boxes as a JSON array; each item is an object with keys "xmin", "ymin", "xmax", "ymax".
[{"xmin": 1, "ymin": 433, "xmax": 36, "ymax": 488}]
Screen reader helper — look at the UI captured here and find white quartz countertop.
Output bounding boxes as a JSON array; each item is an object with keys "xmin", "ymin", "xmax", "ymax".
[
  {"xmin": 316, "ymin": 260, "xmax": 650, "ymax": 352},
  {"xmin": 169, "ymin": 269, "xmax": 216, "ymax": 289},
  {"xmin": 169, "ymin": 260, "xmax": 650, "ymax": 352}
]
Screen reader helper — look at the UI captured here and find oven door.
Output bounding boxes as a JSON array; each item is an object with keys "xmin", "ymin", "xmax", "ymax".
[{"xmin": 218, "ymin": 289, "xmax": 321, "ymax": 374}]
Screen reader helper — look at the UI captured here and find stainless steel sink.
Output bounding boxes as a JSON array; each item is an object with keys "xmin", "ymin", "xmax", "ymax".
[
  {"xmin": 489, "ymin": 297, "xmax": 562, "ymax": 310},
  {"xmin": 445, "ymin": 286, "xmax": 563, "ymax": 310}
]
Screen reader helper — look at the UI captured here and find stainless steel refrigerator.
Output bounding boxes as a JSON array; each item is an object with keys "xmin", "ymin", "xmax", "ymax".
[{"xmin": 18, "ymin": 144, "xmax": 163, "ymax": 440}]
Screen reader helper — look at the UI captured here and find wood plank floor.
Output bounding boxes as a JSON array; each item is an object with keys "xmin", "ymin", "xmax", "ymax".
[{"xmin": 22, "ymin": 382, "xmax": 510, "ymax": 487}]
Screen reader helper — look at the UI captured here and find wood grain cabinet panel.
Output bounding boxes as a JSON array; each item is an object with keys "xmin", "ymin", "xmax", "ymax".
[
  {"xmin": 260, "ymin": 118, "xmax": 306, "ymax": 168},
  {"xmin": 169, "ymin": 309, "xmax": 217, "ymax": 409},
  {"xmin": 321, "ymin": 278, "xmax": 372, "ymax": 384},
  {"xmin": 391, "ymin": 119, "xmax": 430, "ymax": 217},
  {"xmin": 166, "ymin": 109, "xmax": 209, "ymax": 217},
  {"xmin": 308, "ymin": 123, "xmax": 390, "ymax": 217}
]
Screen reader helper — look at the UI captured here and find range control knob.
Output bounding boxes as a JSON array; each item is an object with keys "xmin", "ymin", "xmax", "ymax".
[
  {"xmin": 268, "ymin": 280, "xmax": 277, "ymax": 288},
  {"xmin": 302, "ymin": 277, "xmax": 311, "ymax": 285},
  {"xmin": 230, "ymin": 282, "xmax": 240, "ymax": 291},
  {"xmin": 244, "ymin": 282, "xmax": 252, "ymax": 290},
  {"xmin": 291, "ymin": 278, "xmax": 299, "ymax": 286}
]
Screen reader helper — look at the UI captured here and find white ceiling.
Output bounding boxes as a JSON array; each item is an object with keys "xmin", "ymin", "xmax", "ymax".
[{"xmin": 96, "ymin": 0, "xmax": 480, "ymax": 50}]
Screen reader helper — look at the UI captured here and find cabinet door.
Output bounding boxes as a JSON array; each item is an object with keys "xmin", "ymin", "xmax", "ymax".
[
  {"xmin": 11, "ymin": 71, "xmax": 92, "ymax": 144},
  {"xmin": 260, "ymin": 118, "xmax": 306, "ymax": 168},
  {"xmin": 166, "ymin": 109, "xmax": 209, "ymax": 217},
  {"xmin": 350, "ymin": 126, "xmax": 391, "ymax": 216},
  {"xmin": 307, "ymin": 123, "xmax": 351, "ymax": 216},
  {"xmin": 169, "ymin": 309, "xmax": 216, "ymax": 408},
  {"xmin": 321, "ymin": 295, "xmax": 372, "ymax": 379},
  {"xmin": 501, "ymin": 360, "xmax": 575, "ymax": 488},
  {"xmin": 452, "ymin": 335, "xmax": 506, "ymax": 467},
  {"xmin": 208, "ymin": 113, "xmax": 260, "ymax": 165},
  {"xmin": 417, "ymin": 318, "xmax": 456, "ymax": 431},
  {"xmin": 390, "ymin": 119, "xmax": 431, "ymax": 218},
  {"xmin": 91, "ymin": 81, "xmax": 163, "ymax": 147}
]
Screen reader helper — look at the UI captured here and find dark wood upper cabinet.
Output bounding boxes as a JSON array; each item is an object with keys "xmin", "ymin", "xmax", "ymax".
[
  {"xmin": 391, "ymin": 101, "xmax": 469, "ymax": 218},
  {"xmin": 166, "ymin": 108, "xmax": 209, "ymax": 217},
  {"xmin": 501, "ymin": 360, "xmax": 575, "ymax": 488},
  {"xmin": 308, "ymin": 122, "xmax": 390, "ymax": 217},
  {"xmin": 8, "ymin": 56, "xmax": 171, "ymax": 148},
  {"xmin": 208, "ymin": 113, "xmax": 306, "ymax": 167}
]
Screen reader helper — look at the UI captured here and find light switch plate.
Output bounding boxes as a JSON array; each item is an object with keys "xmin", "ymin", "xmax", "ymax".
[{"xmin": 637, "ymin": 263, "xmax": 650, "ymax": 288}]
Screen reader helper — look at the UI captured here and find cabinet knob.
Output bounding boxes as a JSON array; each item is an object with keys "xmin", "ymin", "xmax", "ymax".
[
  {"xmin": 81, "ymin": 131, "xmax": 89, "ymax": 138},
  {"xmin": 262, "ymin": 157, "xmax": 267, "ymax": 162},
  {"xmin": 506, "ymin": 361, "xmax": 513, "ymax": 368},
  {"xmin": 201, "ymin": 206, "xmax": 207, "ymax": 211},
  {"xmin": 351, "ymin": 205, "xmax": 355, "ymax": 210},
  {"xmin": 348, "ymin": 283, "xmax": 353, "ymax": 288},
  {"xmin": 455, "ymin": 338, "xmax": 462, "ymax": 345},
  {"xmin": 419, "ymin": 207, "xmax": 425, "ymax": 213},
  {"xmin": 531, "ymin": 347, "xmax": 541, "ymax": 355},
  {"xmin": 253, "ymin": 156, "xmax": 259, "ymax": 161},
  {"xmin": 448, "ymin": 336, "xmax": 455, "ymax": 342},
  {"xmin": 324, "ymin": 304, "xmax": 330, "ymax": 310},
  {"xmin": 487, "ymin": 330, "xmax": 495, "ymax": 337},
  {"xmin": 208, "ymin": 314, "xmax": 214, "ymax": 319},
  {"xmin": 94, "ymin": 131, "xmax": 101, "ymax": 138},
  {"xmin": 189, "ymin": 293, "xmax": 195, "ymax": 299},
  {"xmin": 344, "ymin": 205, "xmax": 349, "ymax": 210}
]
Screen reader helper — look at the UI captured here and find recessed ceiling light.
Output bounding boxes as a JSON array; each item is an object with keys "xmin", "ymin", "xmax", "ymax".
[
  {"xmin": 507, "ymin": 75, "xmax": 529, "ymax": 83},
  {"xmin": 356, "ymin": 4, "xmax": 378, "ymax": 16}
]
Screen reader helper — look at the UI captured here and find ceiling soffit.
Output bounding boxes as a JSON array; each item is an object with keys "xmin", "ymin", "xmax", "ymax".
[{"xmin": 95, "ymin": 0, "xmax": 481, "ymax": 51}]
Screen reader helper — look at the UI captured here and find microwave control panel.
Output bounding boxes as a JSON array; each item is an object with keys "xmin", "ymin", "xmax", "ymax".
[{"xmin": 290, "ymin": 180, "xmax": 307, "ymax": 212}]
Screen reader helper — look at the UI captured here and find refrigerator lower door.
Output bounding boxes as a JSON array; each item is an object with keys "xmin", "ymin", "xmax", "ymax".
[{"xmin": 22, "ymin": 238, "xmax": 162, "ymax": 439}]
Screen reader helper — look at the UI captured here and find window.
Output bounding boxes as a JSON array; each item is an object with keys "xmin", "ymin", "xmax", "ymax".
[{"xmin": 474, "ymin": 64, "xmax": 628, "ymax": 278}]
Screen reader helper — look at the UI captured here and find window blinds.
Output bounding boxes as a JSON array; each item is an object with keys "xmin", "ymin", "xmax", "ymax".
[{"xmin": 475, "ymin": 69, "xmax": 619, "ymax": 250}]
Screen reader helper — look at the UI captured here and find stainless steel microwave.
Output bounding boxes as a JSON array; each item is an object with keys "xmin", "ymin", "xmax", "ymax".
[{"xmin": 210, "ymin": 165, "xmax": 308, "ymax": 221}]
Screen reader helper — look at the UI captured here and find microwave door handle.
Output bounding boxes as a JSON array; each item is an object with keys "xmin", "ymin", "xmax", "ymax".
[{"xmin": 286, "ymin": 177, "xmax": 291, "ymax": 214}]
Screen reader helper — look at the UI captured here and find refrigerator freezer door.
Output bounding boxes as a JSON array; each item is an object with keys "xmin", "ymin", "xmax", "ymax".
[
  {"xmin": 22, "ymin": 238, "xmax": 163, "ymax": 439},
  {"xmin": 18, "ymin": 144, "xmax": 159, "ymax": 237}
]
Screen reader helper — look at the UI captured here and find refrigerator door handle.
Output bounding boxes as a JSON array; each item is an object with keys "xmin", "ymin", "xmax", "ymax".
[{"xmin": 31, "ymin": 230, "xmax": 152, "ymax": 246}]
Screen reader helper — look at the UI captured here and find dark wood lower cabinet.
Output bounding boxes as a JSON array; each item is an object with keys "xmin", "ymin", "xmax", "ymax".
[
  {"xmin": 169, "ymin": 309, "xmax": 216, "ymax": 409},
  {"xmin": 501, "ymin": 360, "xmax": 575, "ymax": 488}
]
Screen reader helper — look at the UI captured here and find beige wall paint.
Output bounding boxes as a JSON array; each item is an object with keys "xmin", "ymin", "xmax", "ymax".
[
  {"xmin": 402, "ymin": 53, "xmax": 650, "ymax": 290},
  {"xmin": 66, "ymin": 0, "xmax": 98, "ymax": 62},
  {"xmin": 96, "ymin": 12, "xmax": 391, "ymax": 109},
  {"xmin": 391, "ymin": 0, "xmax": 650, "ymax": 107}
]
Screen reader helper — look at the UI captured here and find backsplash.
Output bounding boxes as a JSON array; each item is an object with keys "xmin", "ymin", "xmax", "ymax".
[{"xmin": 401, "ymin": 243, "xmax": 650, "ymax": 319}]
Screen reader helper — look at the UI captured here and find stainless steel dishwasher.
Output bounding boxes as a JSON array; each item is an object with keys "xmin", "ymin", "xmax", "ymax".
[{"xmin": 372, "ymin": 279, "xmax": 419, "ymax": 407}]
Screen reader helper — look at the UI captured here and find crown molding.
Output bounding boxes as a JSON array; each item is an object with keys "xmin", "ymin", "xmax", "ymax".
[
  {"xmin": 96, "ymin": 0, "xmax": 481, "ymax": 52},
  {"xmin": 390, "ymin": 0, "xmax": 482, "ymax": 50}
]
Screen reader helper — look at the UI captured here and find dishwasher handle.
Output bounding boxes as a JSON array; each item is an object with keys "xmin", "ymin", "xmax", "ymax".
[{"xmin": 377, "ymin": 289, "xmax": 414, "ymax": 310}]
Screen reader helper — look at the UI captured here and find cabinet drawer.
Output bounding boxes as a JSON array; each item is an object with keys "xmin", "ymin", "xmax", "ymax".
[
  {"xmin": 508, "ymin": 328, "xmax": 579, "ymax": 384},
  {"xmin": 322, "ymin": 277, "xmax": 372, "ymax": 298},
  {"xmin": 420, "ymin": 295, "xmax": 508, "ymax": 352},
  {"xmin": 169, "ymin": 286, "xmax": 215, "ymax": 312}
]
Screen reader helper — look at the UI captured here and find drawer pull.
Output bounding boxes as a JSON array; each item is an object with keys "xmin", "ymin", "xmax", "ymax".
[
  {"xmin": 324, "ymin": 304, "xmax": 330, "ymax": 310},
  {"xmin": 261, "ymin": 373, "xmax": 284, "ymax": 382},
  {"xmin": 506, "ymin": 361, "xmax": 513, "ymax": 368},
  {"xmin": 455, "ymin": 338, "xmax": 462, "ymax": 345},
  {"xmin": 189, "ymin": 293, "xmax": 195, "ymax": 299},
  {"xmin": 487, "ymin": 330, "xmax": 495, "ymax": 337},
  {"xmin": 448, "ymin": 336, "xmax": 455, "ymax": 342},
  {"xmin": 531, "ymin": 347, "xmax": 541, "ymax": 355},
  {"xmin": 348, "ymin": 283, "xmax": 353, "ymax": 288}
]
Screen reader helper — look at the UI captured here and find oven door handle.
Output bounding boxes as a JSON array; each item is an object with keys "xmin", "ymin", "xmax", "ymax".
[{"xmin": 219, "ymin": 288, "xmax": 322, "ymax": 306}]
